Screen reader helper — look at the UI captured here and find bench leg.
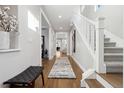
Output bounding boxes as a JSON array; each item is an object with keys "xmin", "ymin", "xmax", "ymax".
[
  {"xmin": 41, "ymin": 72, "xmax": 44, "ymax": 86},
  {"xmin": 29, "ymin": 81, "xmax": 35, "ymax": 88}
]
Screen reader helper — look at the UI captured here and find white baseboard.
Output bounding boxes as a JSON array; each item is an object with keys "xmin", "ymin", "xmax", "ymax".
[
  {"xmin": 70, "ymin": 55, "xmax": 96, "ymax": 79},
  {"xmin": 71, "ymin": 55, "xmax": 114, "ymax": 88},
  {"xmin": 70, "ymin": 55, "xmax": 86, "ymax": 72},
  {"xmin": 80, "ymin": 80, "xmax": 89, "ymax": 88}
]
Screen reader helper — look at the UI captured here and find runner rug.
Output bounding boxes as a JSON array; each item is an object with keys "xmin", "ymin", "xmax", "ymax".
[{"xmin": 48, "ymin": 57, "xmax": 76, "ymax": 79}]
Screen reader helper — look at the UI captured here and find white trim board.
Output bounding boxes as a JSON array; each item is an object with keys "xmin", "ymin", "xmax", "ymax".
[
  {"xmin": 70, "ymin": 55, "xmax": 86, "ymax": 72},
  {"xmin": 70, "ymin": 55, "xmax": 96, "ymax": 79},
  {"xmin": 80, "ymin": 80, "xmax": 89, "ymax": 88},
  {"xmin": 40, "ymin": 8, "xmax": 52, "ymax": 27},
  {"xmin": 0, "ymin": 48, "xmax": 20, "ymax": 53},
  {"xmin": 71, "ymin": 55, "xmax": 114, "ymax": 88},
  {"xmin": 104, "ymin": 30, "xmax": 124, "ymax": 47},
  {"xmin": 96, "ymin": 74, "xmax": 113, "ymax": 88}
]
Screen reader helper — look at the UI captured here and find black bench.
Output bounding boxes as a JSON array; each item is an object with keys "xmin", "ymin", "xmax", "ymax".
[{"xmin": 3, "ymin": 66, "xmax": 44, "ymax": 88}]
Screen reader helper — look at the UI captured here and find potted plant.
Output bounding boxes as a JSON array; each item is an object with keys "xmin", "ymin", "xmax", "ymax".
[{"xmin": 0, "ymin": 6, "xmax": 18, "ymax": 49}]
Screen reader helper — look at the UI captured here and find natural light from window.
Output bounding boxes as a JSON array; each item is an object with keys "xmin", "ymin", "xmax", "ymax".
[{"xmin": 28, "ymin": 11, "xmax": 39, "ymax": 32}]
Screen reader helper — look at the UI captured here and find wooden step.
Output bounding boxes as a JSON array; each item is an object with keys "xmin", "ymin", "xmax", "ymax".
[
  {"xmin": 105, "ymin": 62, "xmax": 123, "ymax": 66},
  {"xmin": 85, "ymin": 79, "xmax": 104, "ymax": 88},
  {"xmin": 104, "ymin": 54, "xmax": 123, "ymax": 61},
  {"xmin": 99, "ymin": 73, "xmax": 123, "ymax": 88},
  {"xmin": 104, "ymin": 47, "xmax": 123, "ymax": 53},
  {"xmin": 104, "ymin": 38, "xmax": 110, "ymax": 42},
  {"xmin": 104, "ymin": 42, "xmax": 116, "ymax": 47}
]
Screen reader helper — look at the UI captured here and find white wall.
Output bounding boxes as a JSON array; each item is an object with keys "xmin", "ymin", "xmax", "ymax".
[
  {"xmin": 82, "ymin": 5, "xmax": 96, "ymax": 21},
  {"xmin": 0, "ymin": 5, "xmax": 41, "ymax": 87},
  {"xmin": 97, "ymin": 5, "xmax": 123, "ymax": 39},
  {"xmin": 83, "ymin": 5, "xmax": 123, "ymax": 39},
  {"xmin": 49, "ymin": 28, "xmax": 56, "ymax": 59},
  {"xmin": 70, "ymin": 27, "xmax": 94, "ymax": 71}
]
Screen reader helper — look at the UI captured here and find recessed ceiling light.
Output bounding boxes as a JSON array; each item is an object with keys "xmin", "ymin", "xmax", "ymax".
[
  {"xmin": 58, "ymin": 15, "xmax": 62, "ymax": 19},
  {"xmin": 59, "ymin": 27, "xmax": 63, "ymax": 30}
]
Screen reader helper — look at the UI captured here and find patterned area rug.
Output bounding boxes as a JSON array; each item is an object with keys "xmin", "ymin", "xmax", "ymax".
[{"xmin": 48, "ymin": 57, "xmax": 76, "ymax": 79}]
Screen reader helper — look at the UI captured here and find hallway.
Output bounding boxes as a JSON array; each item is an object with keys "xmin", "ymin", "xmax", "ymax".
[
  {"xmin": 42, "ymin": 53, "xmax": 82, "ymax": 88},
  {"xmin": 0, "ymin": 5, "xmax": 123, "ymax": 88}
]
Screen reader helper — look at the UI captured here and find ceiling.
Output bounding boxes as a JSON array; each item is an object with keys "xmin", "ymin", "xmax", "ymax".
[{"xmin": 42, "ymin": 5, "xmax": 80, "ymax": 32}]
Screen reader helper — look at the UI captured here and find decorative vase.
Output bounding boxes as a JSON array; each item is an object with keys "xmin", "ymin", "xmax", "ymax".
[
  {"xmin": 0, "ymin": 31, "xmax": 10, "ymax": 50},
  {"xmin": 9, "ymin": 31, "xmax": 19, "ymax": 49}
]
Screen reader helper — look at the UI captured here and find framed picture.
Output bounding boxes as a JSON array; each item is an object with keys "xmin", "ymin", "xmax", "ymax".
[
  {"xmin": 72, "ymin": 29, "xmax": 76, "ymax": 53},
  {"xmin": 94, "ymin": 5, "xmax": 102, "ymax": 12}
]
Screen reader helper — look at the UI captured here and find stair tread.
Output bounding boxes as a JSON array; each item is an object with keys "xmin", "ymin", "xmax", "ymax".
[
  {"xmin": 104, "ymin": 42, "xmax": 115, "ymax": 43},
  {"xmin": 104, "ymin": 53, "xmax": 123, "ymax": 55},
  {"xmin": 104, "ymin": 47, "xmax": 122, "ymax": 48},
  {"xmin": 105, "ymin": 62, "xmax": 123, "ymax": 66},
  {"xmin": 104, "ymin": 41, "xmax": 110, "ymax": 43},
  {"xmin": 104, "ymin": 37, "xmax": 110, "ymax": 39},
  {"xmin": 104, "ymin": 47, "xmax": 123, "ymax": 49},
  {"xmin": 99, "ymin": 73, "xmax": 123, "ymax": 88},
  {"xmin": 85, "ymin": 79, "xmax": 104, "ymax": 88}
]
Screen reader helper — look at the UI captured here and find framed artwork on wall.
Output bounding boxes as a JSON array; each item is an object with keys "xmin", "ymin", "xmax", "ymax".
[
  {"xmin": 72, "ymin": 29, "xmax": 76, "ymax": 53},
  {"xmin": 94, "ymin": 5, "xmax": 103, "ymax": 12}
]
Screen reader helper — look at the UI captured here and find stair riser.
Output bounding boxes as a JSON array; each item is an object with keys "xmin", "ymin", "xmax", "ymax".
[
  {"xmin": 104, "ymin": 49, "xmax": 123, "ymax": 53},
  {"xmin": 104, "ymin": 38, "xmax": 110, "ymax": 42},
  {"xmin": 104, "ymin": 56, "xmax": 123, "ymax": 61},
  {"xmin": 106, "ymin": 66, "xmax": 123, "ymax": 73},
  {"xmin": 104, "ymin": 43, "xmax": 116, "ymax": 47}
]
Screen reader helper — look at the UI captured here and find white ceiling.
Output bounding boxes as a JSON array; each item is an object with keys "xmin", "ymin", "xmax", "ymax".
[{"xmin": 42, "ymin": 5, "xmax": 80, "ymax": 32}]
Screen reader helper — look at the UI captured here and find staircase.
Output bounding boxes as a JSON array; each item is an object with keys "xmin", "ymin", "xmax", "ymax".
[{"xmin": 104, "ymin": 35, "xmax": 123, "ymax": 73}]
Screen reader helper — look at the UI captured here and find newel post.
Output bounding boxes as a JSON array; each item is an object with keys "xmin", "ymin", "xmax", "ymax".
[{"xmin": 95, "ymin": 17, "xmax": 106, "ymax": 73}]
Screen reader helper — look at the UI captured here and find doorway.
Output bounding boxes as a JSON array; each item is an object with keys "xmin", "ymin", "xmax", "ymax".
[{"xmin": 56, "ymin": 32, "xmax": 68, "ymax": 57}]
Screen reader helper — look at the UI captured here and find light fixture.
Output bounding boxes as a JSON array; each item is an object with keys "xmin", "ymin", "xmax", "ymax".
[{"xmin": 58, "ymin": 15, "xmax": 62, "ymax": 19}]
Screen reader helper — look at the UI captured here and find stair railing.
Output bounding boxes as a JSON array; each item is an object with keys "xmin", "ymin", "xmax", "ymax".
[
  {"xmin": 80, "ymin": 15, "xmax": 96, "ymax": 54},
  {"xmin": 95, "ymin": 17, "xmax": 106, "ymax": 73},
  {"xmin": 72, "ymin": 14, "xmax": 106, "ymax": 73}
]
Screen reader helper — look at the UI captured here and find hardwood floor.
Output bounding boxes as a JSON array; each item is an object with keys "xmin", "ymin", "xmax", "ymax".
[
  {"xmin": 35, "ymin": 55, "xmax": 83, "ymax": 88},
  {"xmin": 43, "ymin": 56, "xmax": 83, "ymax": 88},
  {"xmin": 99, "ymin": 73, "xmax": 123, "ymax": 88},
  {"xmin": 35, "ymin": 53, "xmax": 123, "ymax": 88},
  {"xmin": 85, "ymin": 79, "xmax": 104, "ymax": 88}
]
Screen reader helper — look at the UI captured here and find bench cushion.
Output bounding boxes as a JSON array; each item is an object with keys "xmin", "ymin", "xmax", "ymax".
[{"xmin": 3, "ymin": 66, "xmax": 43, "ymax": 85}]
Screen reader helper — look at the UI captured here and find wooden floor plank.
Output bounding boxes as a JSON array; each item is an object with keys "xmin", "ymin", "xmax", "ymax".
[
  {"xmin": 42, "ymin": 56, "xmax": 83, "ymax": 88},
  {"xmin": 35, "ymin": 55, "xmax": 83, "ymax": 88},
  {"xmin": 35, "ymin": 54, "xmax": 122, "ymax": 88},
  {"xmin": 99, "ymin": 73, "xmax": 123, "ymax": 88},
  {"xmin": 85, "ymin": 79, "xmax": 104, "ymax": 88}
]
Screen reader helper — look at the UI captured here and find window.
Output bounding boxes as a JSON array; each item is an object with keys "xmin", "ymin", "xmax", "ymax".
[{"xmin": 28, "ymin": 11, "xmax": 39, "ymax": 32}]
